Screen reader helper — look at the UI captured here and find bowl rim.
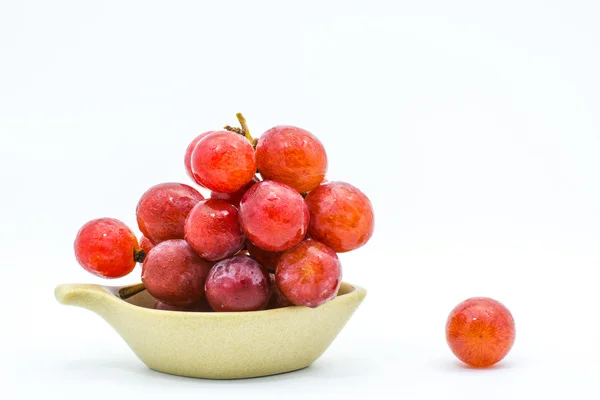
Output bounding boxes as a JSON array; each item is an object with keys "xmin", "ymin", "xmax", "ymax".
[{"xmin": 57, "ymin": 281, "xmax": 366, "ymax": 318}]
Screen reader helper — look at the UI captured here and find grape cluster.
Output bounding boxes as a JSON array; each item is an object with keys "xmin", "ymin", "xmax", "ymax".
[{"xmin": 73, "ymin": 113, "xmax": 375, "ymax": 312}]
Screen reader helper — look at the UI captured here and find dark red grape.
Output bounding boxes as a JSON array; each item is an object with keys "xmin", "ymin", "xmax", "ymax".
[
  {"xmin": 141, "ymin": 239, "xmax": 213, "ymax": 307},
  {"xmin": 275, "ymin": 239, "xmax": 342, "ymax": 308},
  {"xmin": 267, "ymin": 273, "xmax": 293, "ymax": 309},
  {"xmin": 256, "ymin": 126, "xmax": 327, "ymax": 193},
  {"xmin": 210, "ymin": 176, "xmax": 259, "ymax": 208},
  {"xmin": 305, "ymin": 181, "xmax": 374, "ymax": 252},
  {"xmin": 184, "ymin": 131, "xmax": 213, "ymax": 180},
  {"xmin": 136, "ymin": 182, "xmax": 204, "ymax": 244},
  {"xmin": 184, "ymin": 198, "xmax": 245, "ymax": 261},
  {"xmin": 247, "ymin": 240, "xmax": 281, "ymax": 271},
  {"xmin": 190, "ymin": 131, "xmax": 257, "ymax": 193},
  {"xmin": 74, "ymin": 218, "xmax": 139, "ymax": 278},
  {"xmin": 205, "ymin": 255, "xmax": 271, "ymax": 312},
  {"xmin": 238, "ymin": 180, "xmax": 309, "ymax": 252}
]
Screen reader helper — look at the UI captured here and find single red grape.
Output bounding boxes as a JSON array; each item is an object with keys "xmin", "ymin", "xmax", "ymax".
[
  {"xmin": 139, "ymin": 235, "xmax": 154, "ymax": 255},
  {"xmin": 136, "ymin": 182, "xmax": 204, "ymax": 244},
  {"xmin": 74, "ymin": 218, "xmax": 140, "ymax": 278},
  {"xmin": 184, "ymin": 131, "xmax": 213, "ymax": 180},
  {"xmin": 275, "ymin": 239, "xmax": 342, "ymax": 308},
  {"xmin": 246, "ymin": 240, "xmax": 281, "ymax": 271},
  {"xmin": 154, "ymin": 299, "xmax": 213, "ymax": 312},
  {"xmin": 190, "ymin": 131, "xmax": 257, "ymax": 193},
  {"xmin": 305, "ymin": 181, "xmax": 374, "ymax": 252},
  {"xmin": 446, "ymin": 297, "xmax": 516, "ymax": 367},
  {"xmin": 184, "ymin": 198, "xmax": 245, "ymax": 261},
  {"xmin": 267, "ymin": 273, "xmax": 293, "ymax": 309},
  {"xmin": 210, "ymin": 176, "xmax": 259, "ymax": 208},
  {"xmin": 256, "ymin": 126, "xmax": 327, "ymax": 193},
  {"xmin": 141, "ymin": 239, "xmax": 213, "ymax": 307},
  {"xmin": 238, "ymin": 180, "xmax": 309, "ymax": 252},
  {"xmin": 205, "ymin": 255, "xmax": 271, "ymax": 312}
]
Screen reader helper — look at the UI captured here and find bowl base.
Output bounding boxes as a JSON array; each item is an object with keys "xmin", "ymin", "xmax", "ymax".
[{"xmin": 147, "ymin": 364, "xmax": 311, "ymax": 380}]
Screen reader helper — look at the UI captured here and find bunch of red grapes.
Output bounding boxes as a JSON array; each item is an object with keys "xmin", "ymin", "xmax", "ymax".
[{"xmin": 74, "ymin": 114, "xmax": 375, "ymax": 312}]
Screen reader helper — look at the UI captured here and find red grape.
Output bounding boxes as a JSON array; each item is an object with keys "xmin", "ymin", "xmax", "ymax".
[
  {"xmin": 190, "ymin": 131, "xmax": 257, "ymax": 193},
  {"xmin": 154, "ymin": 299, "xmax": 213, "ymax": 312},
  {"xmin": 256, "ymin": 126, "xmax": 327, "ymax": 193},
  {"xmin": 446, "ymin": 297, "xmax": 516, "ymax": 367},
  {"xmin": 305, "ymin": 181, "xmax": 374, "ymax": 252},
  {"xmin": 210, "ymin": 176, "xmax": 259, "ymax": 208},
  {"xmin": 184, "ymin": 199, "xmax": 245, "ymax": 261},
  {"xmin": 238, "ymin": 180, "xmax": 309, "ymax": 252},
  {"xmin": 141, "ymin": 239, "xmax": 213, "ymax": 307},
  {"xmin": 267, "ymin": 273, "xmax": 293, "ymax": 309},
  {"xmin": 246, "ymin": 240, "xmax": 281, "ymax": 271},
  {"xmin": 139, "ymin": 235, "xmax": 154, "ymax": 255},
  {"xmin": 205, "ymin": 255, "xmax": 271, "ymax": 312},
  {"xmin": 275, "ymin": 239, "xmax": 341, "ymax": 308},
  {"xmin": 184, "ymin": 131, "xmax": 213, "ymax": 180},
  {"xmin": 74, "ymin": 218, "xmax": 140, "ymax": 278},
  {"xmin": 136, "ymin": 182, "xmax": 204, "ymax": 244}
]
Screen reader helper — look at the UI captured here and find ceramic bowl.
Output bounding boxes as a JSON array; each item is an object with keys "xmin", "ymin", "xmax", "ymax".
[{"xmin": 55, "ymin": 282, "xmax": 366, "ymax": 379}]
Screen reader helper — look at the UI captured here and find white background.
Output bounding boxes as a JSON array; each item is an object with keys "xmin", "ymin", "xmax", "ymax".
[{"xmin": 1, "ymin": 0, "xmax": 599, "ymax": 398}]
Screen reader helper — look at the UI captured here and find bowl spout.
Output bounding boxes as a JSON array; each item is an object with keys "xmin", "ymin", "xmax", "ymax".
[{"xmin": 55, "ymin": 283, "xmax": 127, "ymax": 317}]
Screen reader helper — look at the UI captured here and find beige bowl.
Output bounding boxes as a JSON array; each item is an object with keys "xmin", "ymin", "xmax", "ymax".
[{"xmin": 54, "ymin": 282, "xmax": 366, "ymax": 379}]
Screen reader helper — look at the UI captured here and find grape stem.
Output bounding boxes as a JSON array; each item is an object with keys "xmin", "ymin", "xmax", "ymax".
[
  {"xmin": 134, "ymin": 249, "xmax": 146, "ymax": 264},
  {"xmin": 118, "ymin": 283, "xmax": 146, "ymax": 300},
  {"xmin": 224, "ymin": 113, "xmax": 258, "ymax": 147}
]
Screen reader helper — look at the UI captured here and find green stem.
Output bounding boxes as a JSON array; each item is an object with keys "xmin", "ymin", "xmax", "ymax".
[
  {"xmin": 235, "ymin": 113, "xmax": 254, "ymax": 143},
  {"xmin": 224, "ymin": 113, "xmax": 257, "ymax": 146}
]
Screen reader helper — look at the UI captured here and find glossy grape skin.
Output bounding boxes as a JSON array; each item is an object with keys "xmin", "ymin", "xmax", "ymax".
[
  {"xmin": 136, "ymin": 183, "xmax": 204, "ymax": 244},
  {"xmin": 184, "ymin": 131, "xmax": 213, "ymax": 180},
  {"xmin": 154, "ymin": 299, "xmax": 213, "ymax": 312},
  {"xmin": 246, "ymin": 241, "xmax": 281, "ymax": 271},
  {"xmin": 446, "ymin": 297, "xmax": 516, "ymax": 367},
  {"xmin": 305, "ymin": 181, "xmax": 374, "ymax": 252},
  {"xmin": 205, "ymin": 255, "xmax": 271, "ymax": 312},
  {"xmin": 184, "ymin": 199, "xmax": 245, "ymax": 261},
  {"xmin": 210, "ymin": 177, "xmax": 259, "ymax": 208},
  {"xmin": 141, "ymin": 240, "xmax": 213, "ymax": 307},
  {"xmin": 139, "ymin": 235, "xmax": 154, "ymax": 255},
  {"xmin": 190, "ymin": 131, "xmax": 257, "ymax": 193},
  {"xmin": 275, "ymin": 239, "xmax": 342, "ymax": 308},
  {"xmin": 74, "ymin": 218, "xmax": 139, "ymax": 278},
  {"xmin": 256, "ymin": 126, "xmax": 327, "ymax": 193},
  {"xmin": 267, "ymin": 273, "xmax": 293, "ymax": 309},
  {"xmin": 238, "ymin": 180, "xmax": 309, "ymax": 252}
]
